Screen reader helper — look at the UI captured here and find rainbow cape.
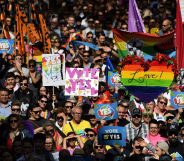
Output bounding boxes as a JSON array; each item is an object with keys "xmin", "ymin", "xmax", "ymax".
[{"xmin": 113, "ymin": 28, "xmax": 175, "ymax": 58}]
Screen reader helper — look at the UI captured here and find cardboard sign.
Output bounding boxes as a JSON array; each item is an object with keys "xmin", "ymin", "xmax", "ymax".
[
  {"xmin": 0, "ymin": 39, "xmax": 14, "ymax": 54},
  {"xmin": 65, "ymin": 68, "xmax": 99, "ymax": 96},
  {"xmin": 170, "ymin": 91, "xmax": 184, "ymax": 109},
  {"xmin": 121, "ymin": 64, "xmax": 174, "ymax": 102},
  {"xmin": 94, "ymin": 102, "xmax": 118, "ymax": 121},
  {"xmin": 98, "ymin": 126, "xmax": 126, "ymax": 146},
  {"xmin": 42, "ymin": 54, "xmax": 65, "ymax": 86}
]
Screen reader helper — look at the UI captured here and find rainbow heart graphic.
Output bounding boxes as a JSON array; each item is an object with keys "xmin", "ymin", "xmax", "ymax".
[{"xmin": 121, "ymin": 64, "xmax": 174, "ymax": 102}]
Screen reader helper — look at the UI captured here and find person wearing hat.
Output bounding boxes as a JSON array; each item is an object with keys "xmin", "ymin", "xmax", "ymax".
[
  {"xmin": 85, "ymin": 128, "xmax": 97, "ymax": 142},
  {"xmin": 125, "ymin": 108, "xmax": 148, "ymax": 143},
  {"xmin": 167, "ymin": 123, "xmax": 184, "ymax": 157},
  {"xmin": 154, "ymin": 141, "xmax": 172, "ymax": 160}
]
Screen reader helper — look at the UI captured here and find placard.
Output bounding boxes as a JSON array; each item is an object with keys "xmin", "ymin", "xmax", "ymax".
[
  {"xmin": 170, "ymin": 91, "xmax": 184, "ymax": 109},
  {"xmin": 108, "ymin": 71, "xmax": 120, "ymax": 87},
  {"xmin": 65, "ymin": 68, "xmax": 99, "ymax": 96},
  {"xmin": 94, "ymin": 102, "xmax": 118, "ymax": 121},
  {"xmin": 98, "ymin": 126, "xmax": 126, "ymax": 146},
  {"xmin": 0, "ymin": 39, "xmax": 14, "ymax": 54},
  {"xmin": 42, "ymin": 54, "xmax": 65, "ymax": 86}
]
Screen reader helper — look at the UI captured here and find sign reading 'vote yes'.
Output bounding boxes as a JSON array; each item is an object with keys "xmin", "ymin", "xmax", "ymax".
[{"xmin": 65, "ymin": 68, "xmax": 99, "ymax": 96}]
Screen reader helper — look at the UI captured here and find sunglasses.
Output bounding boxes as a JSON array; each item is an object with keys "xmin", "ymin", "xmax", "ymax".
[
  {"xmin": 86, "ymin": 134, "xmax": 95, "ymax": 137},
  {"xmin": 95, "ymin": 145, "xmax": 103, "ymax": 149},
  {"xmin": 65, "ymin": 106, "xmax": 72, "ymax": 109},
  {"xmin": 79, "ymin": 48, "xmax": 84, "ymax": 50},
  {"xmin": 159, "ymin": 101, "xmax": 167, "ymax": 106},
  {"xmin": 87, "ymin": 36, "xmax": 93, "ymax": 38},
  {"xmin": 68, "ymin": 138, "xmax": 76, "ymax": 142},
  {"xmin": 135, "ymin": 146, "xmax": 143, "ymax": 149},
  {"xmin": 122, "ymin": 27, "xmax": 128, "ymax": 30},
  {"xmin": 40, "ymin": 100, "xmax": 48, "ymax": 104},
  {"xmin": 56, "ymin": 116, "xmax": 64, "ymax": 121},
  {"xmin": 12, "ymin": 108, "xmax": 21, "ymax": 112},
  {"xmin": 10, "ymin": 119, "xmax": 18, "ymax": 123},
  {"xmin": 29, "ymin": 64, "xmax": 35, "ymax": 67},
  {"xmin": 20, "ymin": 83, "xmax": 28, "ymax": 86},
  {"xmin": 83, "ymin": 55, "xmax": 89, "ymax": 57},
  {"xmin": 51, "ymin": 39, "xmax": 59, "ymax": 43},
  {"xmin": 32, "ymin": 110, "xmax": 41, "ymax": 114},
  {"xmin": 132, "ymin": 115, "xmax": 141, "ymax": 118},
  {"xmin": 46, "ymin": 129, "xmax": 54, "ymax": 134}
]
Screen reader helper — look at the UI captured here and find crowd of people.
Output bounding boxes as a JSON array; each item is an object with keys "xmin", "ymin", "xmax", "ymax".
[{"xmin": 0, "ymin": 0, "xmax": 183, "ymax": 161}]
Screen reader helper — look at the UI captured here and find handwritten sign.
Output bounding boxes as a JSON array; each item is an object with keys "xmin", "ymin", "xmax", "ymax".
[
  {"xmin": 0, "ymin": 39, "xmax": 14, "ymax": 54},
  {"xmin": 98, "ymin": 126, "xmax": 126, "ymax": 146},
  {"xmin": 121, "ymin": 64, "xmax": 174, "ymax": 102},
  {"xmin": 171, "ymin": 91, "xmax": 184, "ymax": 109},
  {"xmin": 65, "ymin": 68, "xmax": 99, "ymax": 96},
  {"xmin": 42, "ymin": 54, "xmax": 65, "ymax": 86},
  {"xmin": 94, "ymin": 102, "xmax": 118, "ymax": 121}
]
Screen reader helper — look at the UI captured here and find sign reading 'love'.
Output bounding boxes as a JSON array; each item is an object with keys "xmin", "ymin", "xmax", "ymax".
[{"xmin": 121, "ymin": 64, "xmax": 174, "ymax": 102}]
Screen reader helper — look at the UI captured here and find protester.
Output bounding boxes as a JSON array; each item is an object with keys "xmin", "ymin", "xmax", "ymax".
[{"xmin": 0, "ymin": 1, "xmax": 182, "ymax": 161}]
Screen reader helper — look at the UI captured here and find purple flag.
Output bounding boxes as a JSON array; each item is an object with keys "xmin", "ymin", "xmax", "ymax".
[{"xmin": 128, "ymin": 0, "xmax": 146, "ymax": 32}]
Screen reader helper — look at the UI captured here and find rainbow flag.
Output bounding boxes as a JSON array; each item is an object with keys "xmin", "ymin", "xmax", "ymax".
[
  {"xmin": 113, "ymin": 28, "xmax": 175, "ymax": 58},
  {"xmin": 121, "ymin": 64, "xmax": 174, "ymax": 102}
]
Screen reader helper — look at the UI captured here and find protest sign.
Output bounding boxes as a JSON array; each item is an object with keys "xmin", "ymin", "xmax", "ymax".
[
  {"xmin": 94, "ymin": 102, "xmax": 118, "ymax": 121},
  {"xmin": 121, "ymin": 64, "xmax": 174, "ymax": 102},
  {"xmin": 108, "ymin": 71, "xmax": 120, "ymax": 87},
  {"xmin": 170, "ymin": 91, "xmax": 184, "ymax": 109},
  {"xmin": 65, "ymin": 68, "xmax": 99, "ymax": 96},
  {"xmin": 0, "ymin": 39, "xmax": 14, "ymax": 54},
  {"xmin": 98, "ymin": 126, "xmax": 126, "ymax": 146},
  {"xmin": 42, "ymin": 54, "xmax": 65, "ymax": 86}
]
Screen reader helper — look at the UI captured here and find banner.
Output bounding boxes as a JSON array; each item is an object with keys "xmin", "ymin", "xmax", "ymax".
[
  {"xmin": 113, "ymin": 28, "xmax": 175, "ymax": 58},
  {"xmin": 0, "ymin": 39, "xmax": 14, "ymax": 54},
  {"xmin": 94, "ymin": 102, "xmax": 118, "ymax": 121},
  {"xmin": 170, "ymin": 91, "xmax": 184, "ymax": 109},
  {"xmin": 42, "ymin": 54, "xmax": 65, "ymax": 86},
  {"xmin": 121, "ymin": 64, "xmax": 174, "ymax": 102},
  {"xmin": 98, "ymin": 126, "xmax": 126, "ymax": 146},
  {"xmin": 65, "ymin": 68, "xmax": 99, "ymax": 96},
  {"xmin": 108, "ymin": 71, "xmax": 120, "ymax": 87}
]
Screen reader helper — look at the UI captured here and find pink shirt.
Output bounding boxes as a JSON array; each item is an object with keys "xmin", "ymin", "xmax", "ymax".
[{"xmin": 146, "ymin": 134, "xmax": 167, "ymax": 147}]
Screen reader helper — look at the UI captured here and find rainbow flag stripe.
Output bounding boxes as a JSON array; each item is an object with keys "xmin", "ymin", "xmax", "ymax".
[
  {"xmin": 113, "ymin": 28, "xmax": 175, "ymax": 58},
  {"xmin": 121, "ymin": 64, "xmax": 174, "ymax": 102}
]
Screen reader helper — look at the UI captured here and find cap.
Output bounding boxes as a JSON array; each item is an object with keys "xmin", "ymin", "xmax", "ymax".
[
  {"xmin": 88, "ymin": 108, "xmax": 95, "ymax": 115},
  {"xmin": 132, "ymin": 108, "xmax": 141, "ymax": 116},
  {"xmin": 85, "ymin": 128, "xmax": 97, "ymax": 135},
  {"xmin": 168, "ymin": 123, "xmax": 178, "ymax": 132},
  {"xmin": 157, "ymin": 141, "xmax": 169, "ymax": 153}
]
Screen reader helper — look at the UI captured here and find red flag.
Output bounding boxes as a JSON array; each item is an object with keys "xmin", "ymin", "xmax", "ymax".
[{"xmin": 176, "ymin": 0, "xmax": 184, "ymax": 70}]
